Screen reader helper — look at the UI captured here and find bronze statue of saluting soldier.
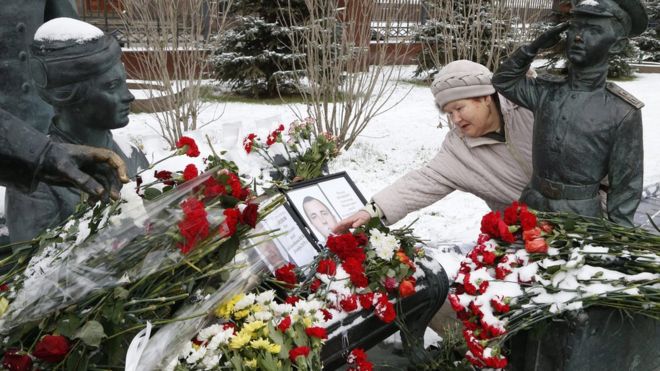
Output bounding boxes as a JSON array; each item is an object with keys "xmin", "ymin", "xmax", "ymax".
[
  {"xmin": 493, "ymin": 0, "xmax": 648, "ymax": 227},
  {"xmin": 495, "ymin": 1, "xmax": 659, "ymax": 369}
]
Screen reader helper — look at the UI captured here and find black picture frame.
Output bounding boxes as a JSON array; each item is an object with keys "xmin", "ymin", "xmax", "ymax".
[
  {"xmin": 284, "ymin": 171, "xmax": 367, "ymax": 247},
  {"xmin": 248, "ymin": 172, "xmax": 367, "ymax": 272}
]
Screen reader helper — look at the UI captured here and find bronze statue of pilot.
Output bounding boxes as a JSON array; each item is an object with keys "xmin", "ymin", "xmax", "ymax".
[
  {"xmin": 5, "ymin": 18, "xmax": 149, "ymax": 242},
  {"xmin": 493, "ymin": 0, "xmax": 648, "ymax": 227},
  {"xmin": 0, "ymin": 0, "xmax": 78, "ymax": 133}
]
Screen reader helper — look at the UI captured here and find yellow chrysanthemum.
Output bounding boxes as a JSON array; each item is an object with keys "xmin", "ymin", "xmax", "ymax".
[
  {"xmin": 243, "ymin": 320, "xmax": 266, "ymax": 334},
  {"xmin": 303, "ymin": 316, "xmax": 313, "ymax": 328},
  {"xmin": 267, "ymin": 342, "xmax": 281, "ymax": 354},
  {"xmin": 233, "ymin": 308, "xmax": 250, "ymax": 320},
  {"xmin": 250, "ymin": 304, "xmax": 263, "ymax": 313},
  {"xmin": 0, "ymin": 298, "xmax": 9, "ymax": 317},
  {"xmin": 229, "ymin": 332, "xmax": 251, "ymax": 349},
  {"xmin": 245, "ymin": 359, "xmax": 257, "ymax": 368},
  {"xmin": 249, "ymin": 338, "xmax": 281, "ymax": 354},
  {"xmin": 249, "ymin": 338, "xmax": 270, "ymax": 350},
  {"xmin": 214, "ymin": 294, "xmax": 244, "ymax": 319}
]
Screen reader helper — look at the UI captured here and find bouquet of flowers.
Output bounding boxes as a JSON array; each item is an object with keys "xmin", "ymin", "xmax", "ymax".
[
  {"xmin": 0, "ymin": 137, "xmax": 280, "ymax": 370},
  {"xmin": 242, "ymin": 118, "xmax": 338, "ymax": 183},
  {"xmin": 170, "ymin": 290, "xmax": 329, "ymax": 370},
  {"xmin": 449, "ymin": 202, "xmax": 660, "ymax": 369}
]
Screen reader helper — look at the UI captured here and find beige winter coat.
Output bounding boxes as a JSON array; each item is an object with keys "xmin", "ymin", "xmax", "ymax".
[{"xmin": 373, "ymin": 95, "xmax": 534, "ymax": 225}]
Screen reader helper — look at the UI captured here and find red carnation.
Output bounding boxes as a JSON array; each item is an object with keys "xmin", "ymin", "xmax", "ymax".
[
  {"xmin": 202, "ymin": 177, "xmax": 226, "ymax": 198},
  {"xmin": 220, "ymin": 208, "xmax": 241, "ymax": 237},
  {"xmin": 243, "ymin": 133, "xmax": 258, "ymax": 154},
  {"xmin": 497, "ymin": 219, "xmax": 516, "ymax": 243},
  {"xmin": 226, "ymin": 173, "xmax": 244, "ymax": 199},
  {"xmin": 33, "ymin": 335, "xmax": 70, "ymax": 363},
  {"xmin": 154, "ymin": 170, "xmax": 175, "ymax": 186},
  {"xmin": 275, "ymin": 263, "xmax": 298, "ymax": 287},
  {"xmin": 347, "ymin": 348, "xmax": 373, "ymax": 371},
  {"xmin": 176, "ymin": 136, "xmax": 200, "ymax": 157},
  {"xmin": 241, "ymin": 203, "xmax": 259, "ymax": 228},
  {"xmin": 326, "ymin": 233, "xmax": 360, "ymax": 261},
  {"xmin": 519, "ymin": 208, "xmax": 537, "ymax": 231},
  {"xmin": 480, "ymin": 211, "xmax": 501, "ymax": 237},
  {"xmin": 340, "ymin": 294, "xmax": 358, "ymax": 312},
  {"xmin": 490, "ymin": 296, "xmax": 511, "ymax": 313},
  {"xmin": 317, "ymin": 259, "xmax": 337, "ymax": 276},
  {"xmin": 320, "ymin": 308, "xmax": 333, "ymax": 321},
  {"xmin": 310, "ymin": 278, "xmax": 322, "ymax": 292},
  {"xmin": 374, "ymin": 293, "xmax": 396, "ymax": 323},
  {"xmin": 354, "ymin": 232, "xmax": 369, "ymax": 247},
  {"xmin": 285, "ymin": 296, "xmax": 301, "ymax": 305},
  {"xmin": 358, "ymin": 293, "xmax": 374, "ymax": 310},
  {"xmin": 305, "ymin": 326, "xmax": 328, "ymax": 340},
  {"xmin": 182, "ymin": 164, "xmax": 199, "ymax": 181},
  {"xmin": 448, "ymin": 294, "xmax": 465, "ymax": 312},
  {"xmin": 2, "ymin": 349, "xmax": 32, "ymax": 371},
  {"xmin": 278, "ymin": 316, "xmax": 292, "ymax": 332},
  {"xmin": 503, "ymin": 201, "xmax": 520, "ymax": 225},
  {"xmin": 289, "ymin": 346, "xmax": 310, "ymax": 362},
  {"xmin": 177, "ymin": 197, "xmax": 209, "ymax": 254}
]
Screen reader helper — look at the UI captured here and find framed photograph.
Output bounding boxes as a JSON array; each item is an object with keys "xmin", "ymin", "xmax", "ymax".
[
  {"xmin": 249, "ymin": 200, "xmax": 320, "ymax": 273},
  {"xmin": 285, "ymin": 172, "xmax": 367, "ymax": 245}
]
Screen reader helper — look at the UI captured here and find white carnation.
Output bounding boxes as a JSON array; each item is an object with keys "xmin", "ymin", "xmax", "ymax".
[
  {"xmin": 198, "ymin": 324, "xmax": 222, "ymax": 341},
  {"xmin": 256, "ymin": 290, "xmax": 276, "ymax": 305},
  {"xmin": 233, "ymin": 293, "xmax": 256, "ymax": 310},
  {"xmin": 371, "ymin": 229, "xmax": 398, "ymax": 261}
]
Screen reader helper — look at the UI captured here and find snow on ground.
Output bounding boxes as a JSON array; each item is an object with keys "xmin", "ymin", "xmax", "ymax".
[
  {"xmin": 116, "ymin": 67, "xmax": 660, "ymax": 246},
  {"xmin": 1, "ymin": 67, "xmax": 659, "ymax": 247}
]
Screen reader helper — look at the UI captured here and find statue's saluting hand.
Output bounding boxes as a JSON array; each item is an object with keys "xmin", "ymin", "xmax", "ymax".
[{"xmin": 528, "ymin": 22, "xmax": 570, "ymax": 54}]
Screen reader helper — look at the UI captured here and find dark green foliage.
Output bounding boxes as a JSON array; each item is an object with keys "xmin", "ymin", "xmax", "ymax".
[
  {"xmin": 212, "ymin": 0, "xmax": 309, "ymax": 98},
  {"xmin": 608, "ymin": 41, "xmax": 640, "ymax": 79},
  {"xmin": 633, "ymin": 0, "xmax": 660, "ymax": 62}
]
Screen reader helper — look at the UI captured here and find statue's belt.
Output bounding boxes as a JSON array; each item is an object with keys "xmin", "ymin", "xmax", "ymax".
[{"xmin": 531, "ymin": 175, "xmax": 600, "ymax": 200}]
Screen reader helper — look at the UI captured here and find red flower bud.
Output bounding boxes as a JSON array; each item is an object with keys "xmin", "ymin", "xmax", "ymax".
[
  {"xmin": 32, "ymin": 335, "xmax": 70, "ymax": 363},
  {"xmin": 2, "ymin": 349, "xmax": 32, "ymax": 371}
]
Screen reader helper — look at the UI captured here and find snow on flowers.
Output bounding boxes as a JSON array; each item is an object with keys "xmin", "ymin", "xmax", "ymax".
[
  {"xmin": 450, "ymin": 201, "xmax": 660, "ymax": 369},
  {"xmin": 171, "ymin": 290, "xmax": 329, "ymax": 371}
]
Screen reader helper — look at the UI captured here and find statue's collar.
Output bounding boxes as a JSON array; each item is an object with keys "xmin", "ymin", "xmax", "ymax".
[
  {"xmin": 49, "ymin": 116, "xmax": 114, "ymax": 148},
  {"xmin": 567, "ymin": 65, "xmax": 608, "ymax": 91}
]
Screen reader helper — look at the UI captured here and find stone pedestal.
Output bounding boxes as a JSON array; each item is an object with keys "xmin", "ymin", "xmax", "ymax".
[{"xmin": 509, "ymin": 307, "xmax": 660, "ymax": 371}]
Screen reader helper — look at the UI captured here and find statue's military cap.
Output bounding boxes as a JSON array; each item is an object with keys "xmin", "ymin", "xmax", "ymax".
[{"xmin": 571, "ymin": 0, "xmax": 649, "ymax": 37}]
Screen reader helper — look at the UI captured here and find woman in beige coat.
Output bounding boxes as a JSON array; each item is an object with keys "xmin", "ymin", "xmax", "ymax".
[{"xmin": 333, "ymin": 60, "xmax": 535, "ymax": 232}]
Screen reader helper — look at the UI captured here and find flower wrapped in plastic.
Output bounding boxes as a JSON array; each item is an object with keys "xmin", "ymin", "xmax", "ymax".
[
  {"xmin": 0, "ymin": 147, "xmax": 283, "ymax": 368},
  {"xmin": 449, "ymin": 202, "xmax": 660, "ymax": 368}
]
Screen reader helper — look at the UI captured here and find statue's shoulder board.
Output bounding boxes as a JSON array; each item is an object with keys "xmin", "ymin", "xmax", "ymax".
[
  {"xmin": 536, "ymin": 73, "xmax": 565, "ymax": 84},
  {"xmin": 606, "ymin": 82, "xmax": 645, "ymax": 109}
]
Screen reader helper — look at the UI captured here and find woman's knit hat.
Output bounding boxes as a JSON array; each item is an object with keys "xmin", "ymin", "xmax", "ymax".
[{"xmin": 431, "ymin": 60, "xmax": 495, "ymax": 110}]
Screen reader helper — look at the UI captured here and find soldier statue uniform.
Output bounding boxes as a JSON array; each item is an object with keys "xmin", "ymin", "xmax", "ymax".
[{"xmin": 493, "ymin": 0, "xmax": 647, "ymax": 227}]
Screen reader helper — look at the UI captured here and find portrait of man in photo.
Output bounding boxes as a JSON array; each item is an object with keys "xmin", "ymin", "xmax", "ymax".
[{"xmin": 301, "ymin": 196, "xmax": 339, "ymax": 242}]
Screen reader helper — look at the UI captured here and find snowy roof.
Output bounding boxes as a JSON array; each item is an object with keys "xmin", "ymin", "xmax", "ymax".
[{"xmin": 34, "ymin": 17, "xmax": 104, "ymax": 43}]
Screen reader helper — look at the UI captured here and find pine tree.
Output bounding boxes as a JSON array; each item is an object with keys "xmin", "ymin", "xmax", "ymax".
[
  {"xmin": 634, "ymin": 0, "xmax": 660, "ymax": 62},
  {"xmin": 212, "ymin": 0, "xmax": 309, "ymax": 97}
]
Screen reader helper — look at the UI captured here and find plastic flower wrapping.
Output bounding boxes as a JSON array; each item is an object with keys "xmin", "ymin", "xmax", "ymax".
[
  {"xmin": 449, "ymin": 201, "xmax": 660, "ymax": 369},
  {"xmin": 0, "ymin": 138, "xmax": 282, "ymax": 369}
]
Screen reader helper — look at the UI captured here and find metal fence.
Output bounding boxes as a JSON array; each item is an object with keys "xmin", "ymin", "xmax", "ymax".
[{"xmin": 371, "ymin": 0, "xmax": 555, "ymax": 39}]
